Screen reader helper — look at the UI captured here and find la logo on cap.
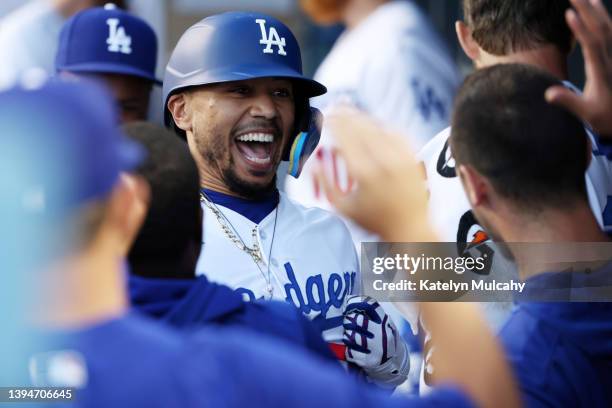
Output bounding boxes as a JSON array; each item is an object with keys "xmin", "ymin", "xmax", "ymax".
[
  {"xmin": 105, "ymin": 4, "xmax": 131, "ymax": 54},
  {"xmin": 255, "ymin": 19, "xmax": 286, "ymax": 56}
]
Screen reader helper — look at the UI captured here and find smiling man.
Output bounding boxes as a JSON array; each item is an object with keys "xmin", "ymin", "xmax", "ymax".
[{"xmin": 163, "ymin": 11, "xmax": 411, "ymax": 388}]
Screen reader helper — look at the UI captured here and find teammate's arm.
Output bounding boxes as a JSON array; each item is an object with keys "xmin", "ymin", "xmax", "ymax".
[
  {"xmin": 314, "ymin": 108, "xmax": 520, "ymax": 408},
  {"xmin": 546, "ymin": 0, "xmax": 612, "ymax": 139}
]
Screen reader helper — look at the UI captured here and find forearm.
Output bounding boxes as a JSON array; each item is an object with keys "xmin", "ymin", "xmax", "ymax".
[{"xmin": 420, "ymin": 302, "xmax": 520, "ymax": 408}]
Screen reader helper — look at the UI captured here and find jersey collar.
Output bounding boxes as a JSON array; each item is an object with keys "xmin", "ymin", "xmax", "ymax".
[{"xmin": 202, "ymin": 188, "xmax": 279, "ymax": 224}]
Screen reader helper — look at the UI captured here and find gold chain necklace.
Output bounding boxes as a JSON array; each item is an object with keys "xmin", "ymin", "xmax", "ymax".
[
  {"xmin": 200, "ymin": 192, "xmax": 279, "ymax": 299},
  {"xmin": 200, "ymin": 193, "xmax": 263, "ymax": 263}
]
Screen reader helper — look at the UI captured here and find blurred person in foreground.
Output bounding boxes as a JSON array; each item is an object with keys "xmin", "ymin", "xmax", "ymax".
[
  {"xmin": 55, "ymin": 3, "xmax": 159, "ymax": 123},
  {"xmin": 316, "ymin": 63, "xmax": 612, "ymax": 407},
  {"xmin": 6, "ymin": 79, "xmax": 519, "ymax": 407},
  {"xmin": 0, "ymin": 0, "xmax": 125, "ymax": 87},
  {"xmin": 124, "ymin": 122, "xmax": 334, "ymax": 362}
]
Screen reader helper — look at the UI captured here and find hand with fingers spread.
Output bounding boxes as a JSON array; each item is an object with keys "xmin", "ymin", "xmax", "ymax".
[
  {"xmin": 313, "ymin": 108, "xmax": 435, "ymax": 242},
  {"xmin": 545, "ymin": 0, "xmax": 612, "ymax": 138}
]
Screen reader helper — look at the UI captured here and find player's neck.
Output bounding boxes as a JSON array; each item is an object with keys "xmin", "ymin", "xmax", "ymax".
[
  {"xmin": 200, "ymin": 180, "xmax": 243, "ymax": 199},
  {"xmin": 31, "ymin": 237, "xmax": 128, "ymax": 330},
  {"xmin": 503, "ymin": 204, "xmax": 610, "ymax": 280},
  {"xmin": 478, "ymin": 45, "xmax": 569, "ymax": 80},
  {"xmin": 342, "ymin": 0, "xmax": 387, "ymax": 29}
]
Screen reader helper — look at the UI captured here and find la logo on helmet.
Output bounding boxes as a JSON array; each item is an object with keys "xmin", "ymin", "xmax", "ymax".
[
  {"xmin": 255, "ymin": 19, "xmax": 287, "ymax": 56},
  {"xmin": 106, "ymin": 18, "xmax": 132, "ymax": 54}
]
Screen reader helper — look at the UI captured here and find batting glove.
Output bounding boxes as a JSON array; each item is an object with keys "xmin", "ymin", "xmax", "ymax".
[{"xmin": 343, "ymin": 296, "xmax": 410, "ymax": 389}]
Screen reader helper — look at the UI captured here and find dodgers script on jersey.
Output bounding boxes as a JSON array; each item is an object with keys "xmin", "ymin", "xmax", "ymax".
[
  {"xmin": 196, "ymin": 193, "xmax": 359, "ymax": 344},
  {"xmin": 285, "ymin": 1, "xmax": 459, "ymax": 247}
]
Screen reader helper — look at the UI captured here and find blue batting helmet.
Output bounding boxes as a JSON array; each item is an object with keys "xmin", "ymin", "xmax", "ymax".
[{"xmin": 163, "ymin": 11, "xmax": 326, "ymax": 177}]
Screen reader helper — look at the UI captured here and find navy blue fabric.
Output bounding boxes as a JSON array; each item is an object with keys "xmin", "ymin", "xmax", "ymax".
[
  {"xmin": 500, "ymin": 264, "xmax": 612, "ymax": 407},
  {"xmin": 128, "ymin": 274, "xmax": 334, "ymax": 361},
  {"xmin": 202, "ymin": 188, "xmax": 279, "ymax": 224},
  {"xmin": 35, "ymin": 313, "xmax": 475, "ymax": 408}
]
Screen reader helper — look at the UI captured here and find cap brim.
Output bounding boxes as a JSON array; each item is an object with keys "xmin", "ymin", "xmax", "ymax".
[
  {"xmin": 60, "ymin": 62, "xmax": 162, "ymax": 85},
  {"xmin": 166, "ymin": 63, "xmax": 327, "ymax": 98},
  {"xmin": 224, "ymin": 64, "xmax": 327, "ymax": 97}
]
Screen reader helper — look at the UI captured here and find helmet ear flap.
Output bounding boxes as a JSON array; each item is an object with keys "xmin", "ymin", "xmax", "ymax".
[{"xmin": 286, "ymin": 107, "xmax": 323, "ymax": 178}]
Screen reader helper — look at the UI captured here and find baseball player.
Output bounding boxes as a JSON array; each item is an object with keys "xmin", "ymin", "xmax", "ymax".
[
  {"xmin": 55, "ymin": 3, "xmax": 159, "ymax": 123},
  {"xmin": 8, "ymin": 79, "xmax": 509, "ymax": 408},
  {"xmin": 163, "ymin": 11, "xmax": 410, "ymax": 388},
  {"xmin": 417, "ymin": 0, "xmax": 612, "ymax": 393},
  {"xmin": 123, "ymin": 122, "xmax": 335, "ymax": 362},
  {"xmin": 450, "ymin": 64, "xmax": 612, "ymax": 408},
  {"xmin": 285, "ymin": 0, "xmax": 459, "ymax": 247}
]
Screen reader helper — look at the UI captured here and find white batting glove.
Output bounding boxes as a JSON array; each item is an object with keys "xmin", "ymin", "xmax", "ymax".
[{"xmin": 343, "ymin": 296, "xmax": 410, "ymax": 389}]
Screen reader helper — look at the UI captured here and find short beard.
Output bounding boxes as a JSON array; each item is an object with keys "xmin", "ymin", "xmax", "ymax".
[
  {"xmin": 194, "ymin": 121, "xmax": 279, "ymax": 200},
  {"xmin": 223, "ymin": 165, "xmax": 277, "ymax": 200}
]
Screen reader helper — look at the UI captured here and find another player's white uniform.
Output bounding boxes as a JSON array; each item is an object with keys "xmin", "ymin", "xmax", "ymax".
[
  {"xmin": 0, "ymin": 0, "xmax": 64, "ymax": 87},
  {"xmin": 196, "ymin": 192, "xmax": 359, "ymax": 344},
  {"xmin": 419, "ymin": 86, "xmax": 612, "ymax": 243},
  {"xmin": 286, "ymin": 0, "xmax": 459, "ymax": 247}
]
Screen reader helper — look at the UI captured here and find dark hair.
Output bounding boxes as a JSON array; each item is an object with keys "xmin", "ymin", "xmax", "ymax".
[
  {"xmin": 124, "ymin": 122, "xmax": 202, "ymax": 278},
  {"xmin": 450, "ymin": 64, "xmax": 589, "ymax": 212},
  {"xmin": 463, "ymin": 0, "xmax": 573, "ymax": 55}
]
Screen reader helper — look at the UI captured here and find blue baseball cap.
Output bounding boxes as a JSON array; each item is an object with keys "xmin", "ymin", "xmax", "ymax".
[
  {"xmin": 0, "ymin": 78, "xmax": 144, "ymax": 218},
  {"xmin": 55, "ymin": 3, "xmax": 160, "ymax": 84}
]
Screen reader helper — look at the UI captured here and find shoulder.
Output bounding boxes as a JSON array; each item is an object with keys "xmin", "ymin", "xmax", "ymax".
[
  {"xmin": 280, "ymin": 193, "xmax": 353, "ymax": 235},
  {"xmin": 498, "ymin": 305, "xmax": 578, "ymax": 407}
]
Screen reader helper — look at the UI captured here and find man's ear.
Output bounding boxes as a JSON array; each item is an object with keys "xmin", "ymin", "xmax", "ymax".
[
  {"xmin": 456, "ymin": 21, "xmax": 480, "ymax": 62},
  {"xmin": 457, "ymin": 164, "xmax": 490, "ymax": 209},
  {"xmin": 167, "ymin": 93, "xmax": 193, "ymax": 132},
  {"xmin": 107, "ymin": 174, "xmax": 150, "ymax": 256}
]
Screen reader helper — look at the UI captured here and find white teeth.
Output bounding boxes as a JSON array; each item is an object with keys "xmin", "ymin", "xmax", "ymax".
[
  {"xmin": 236, "ymin": 133, "xmax": 274, "ymax": 143},
  {"xmin": 245, "ymin": 155, "xmax": 271, "ymax": 164}
]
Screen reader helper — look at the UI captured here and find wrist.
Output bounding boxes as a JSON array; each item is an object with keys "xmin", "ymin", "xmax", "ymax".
[{"xmin": 381, "ymin": 214, "xmax": 437, "ymax": 242}]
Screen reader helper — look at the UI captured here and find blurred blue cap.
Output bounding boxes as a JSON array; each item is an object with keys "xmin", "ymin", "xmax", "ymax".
[
  {"xmin": 55, "ymin": 3, "xmax": 160, "ymax": 84},
  {"xmin": 0, "ymin": 78, "xmax": 143, "ymax": 218}
]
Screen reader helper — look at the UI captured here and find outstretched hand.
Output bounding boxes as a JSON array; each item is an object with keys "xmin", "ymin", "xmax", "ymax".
[
  {"xmin": 545, "ymin": 0, "xmax": 612, "ymax": 138},
  {"xmin": 313, "ymin": 108, "xmax": 434, "ymax": 242}
]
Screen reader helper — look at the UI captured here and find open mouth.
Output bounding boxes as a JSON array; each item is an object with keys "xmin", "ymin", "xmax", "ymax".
[{"xmin": 234, "ymin": 131, "xmax": 278, "ymax": 171}]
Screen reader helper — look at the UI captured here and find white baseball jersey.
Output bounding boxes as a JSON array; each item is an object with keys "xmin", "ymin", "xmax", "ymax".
[
  {"xmin": 0, "ymin": 0, "xmax": 64, "ymax": 87},
  {"xmin": 419, "ymin": 95, "xmax": 612, "ymax": 243},
  {"xmin": 286, "ymin": 0, "xmax": 459, "ymax": 247},
  {"xmin": 196, "ymin": 193, "xmax": 360, "ymax": 344}
]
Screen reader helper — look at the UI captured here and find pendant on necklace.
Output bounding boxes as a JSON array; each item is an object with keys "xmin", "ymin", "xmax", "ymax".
[{"xmin": 265, "ymin": 283, "xmax": 274, "ymax": 298}]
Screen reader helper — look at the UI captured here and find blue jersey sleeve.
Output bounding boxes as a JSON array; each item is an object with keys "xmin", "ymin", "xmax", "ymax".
[{"xmin": 183, "ymin": 326, "xmax": 476, "ymax": 408}]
